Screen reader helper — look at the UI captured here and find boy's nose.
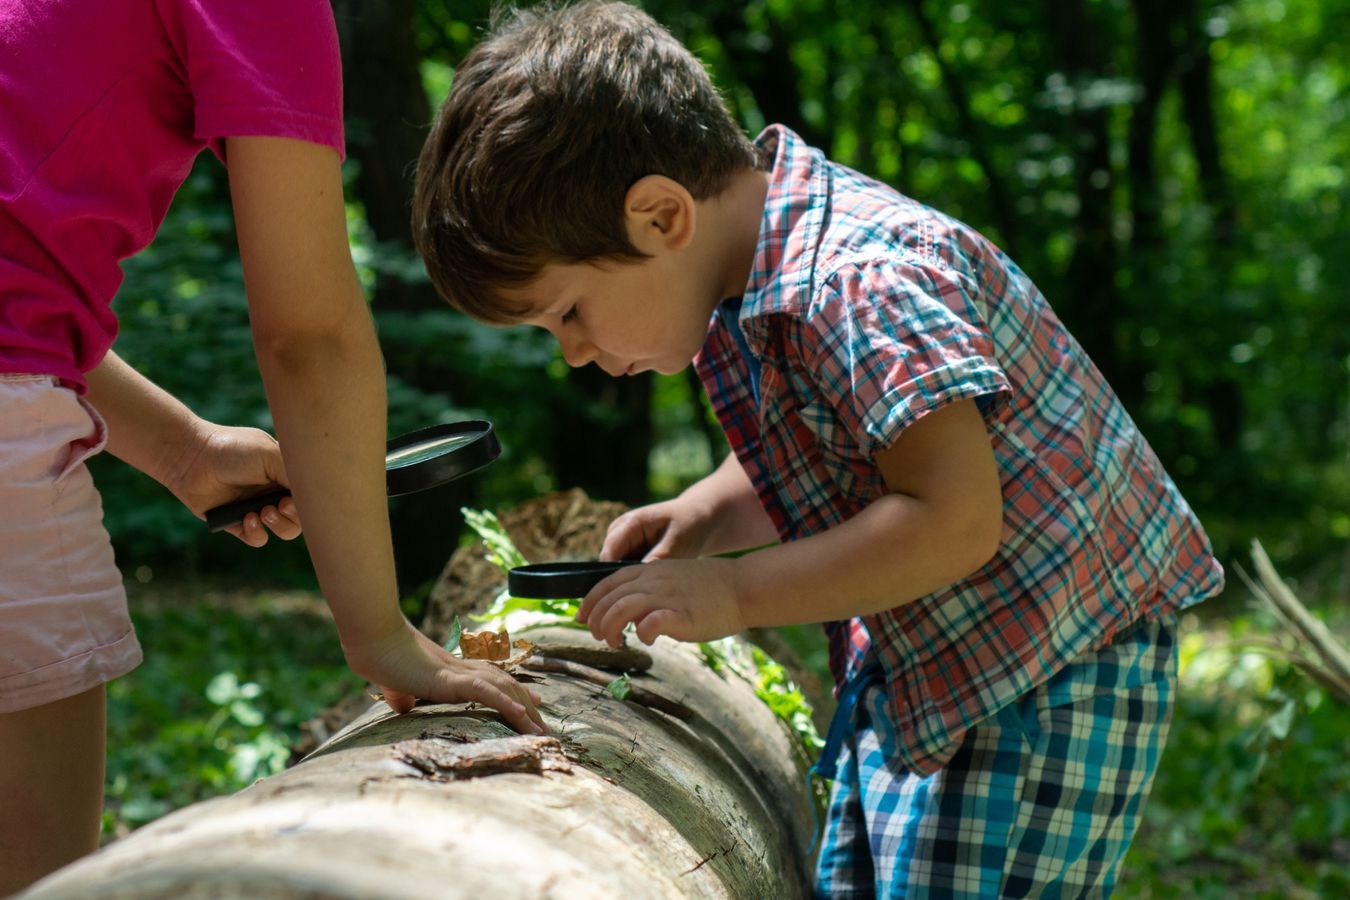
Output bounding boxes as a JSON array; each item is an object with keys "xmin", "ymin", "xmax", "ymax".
[{"xmin": 560, "ymin": 335, "xmax": 598, "ymax": 368}]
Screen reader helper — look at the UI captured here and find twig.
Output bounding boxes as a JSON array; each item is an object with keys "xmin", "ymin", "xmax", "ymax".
[
  {"xmin": 1238, "ymin": 541, "xmax": 1350, "ymax": 705},
  {"xmin": 529, "ymin": 642, "xmax": 653, "ymax": 673},
  {"xmin": 519, "ymin": 655, "xmax": 692, "ymax": 720}
]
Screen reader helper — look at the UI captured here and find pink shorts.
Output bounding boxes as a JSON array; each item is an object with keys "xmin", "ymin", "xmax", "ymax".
[{"xmin": 0, "ymin": 374, "xmax": 142, "ymax": 713}]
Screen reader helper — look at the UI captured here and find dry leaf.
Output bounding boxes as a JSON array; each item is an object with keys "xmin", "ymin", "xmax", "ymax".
[{"xmin": 460, "ymin": 628, "xmax": 512, "ymax": 661}]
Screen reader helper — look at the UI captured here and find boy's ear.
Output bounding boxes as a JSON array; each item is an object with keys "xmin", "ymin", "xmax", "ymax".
[{"xmin": 624, "ymin": 175, "xmax": 696, "ymax": 253}]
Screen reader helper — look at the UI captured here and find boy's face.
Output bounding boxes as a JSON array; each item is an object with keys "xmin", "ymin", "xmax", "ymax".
[{"xmin": 510, "ymin": 252, "xmax": 723, "ymax": 378}]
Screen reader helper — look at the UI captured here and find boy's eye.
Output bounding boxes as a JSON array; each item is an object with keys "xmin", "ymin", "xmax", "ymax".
[{"xmin": 561, "ymin": 304, "xmax": 579, "ymax": 324}]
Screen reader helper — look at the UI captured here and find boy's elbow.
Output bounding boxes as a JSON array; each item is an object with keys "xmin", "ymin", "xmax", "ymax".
[
  {"xmin": 958, "ymin": 502, "xmax": 1004, "ymax": 574},
  {"xmin": 973, "ymin": 514, "xmax": 1003, "ymax": 570}
]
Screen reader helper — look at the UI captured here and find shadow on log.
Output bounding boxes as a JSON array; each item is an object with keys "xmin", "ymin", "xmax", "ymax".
[{"xmin": 23, "ymin": 625, "xmax": 816, "ymax": 898}]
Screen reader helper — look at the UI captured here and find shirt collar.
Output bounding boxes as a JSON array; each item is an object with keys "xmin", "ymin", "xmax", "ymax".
[{"xmin": 738, "ymin": 125, "xmax": 833, "ymax": 323}]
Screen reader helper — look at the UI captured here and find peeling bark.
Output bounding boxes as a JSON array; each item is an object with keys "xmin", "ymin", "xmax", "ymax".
[{"xmin": 24, "ymin": 628, "xmax": 816, "ymax": 899}]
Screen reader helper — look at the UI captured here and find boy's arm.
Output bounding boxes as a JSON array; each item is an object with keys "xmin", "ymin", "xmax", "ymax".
[
  {"xmin": 681, "ymin": 452, "xmax": 779, "ymax": 556},
  {"xmin": 579, "ymin": 397, "xmax": 1003, "ymax": 644},
  {"xmin": 226, "ymin": 136, "xmax": 542, "ymax": 730},
  {"xmin": 736, "ymin": 397, "xmax": 1002, "ymax": 627},
  {"xmin": 600, "ymin": 451, "xmax": 777, "ymax": 562}
]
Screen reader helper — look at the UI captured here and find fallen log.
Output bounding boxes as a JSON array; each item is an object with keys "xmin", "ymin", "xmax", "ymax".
[{"xmin": 23, "ymin": 626, "xmax": 817, "ymax": 898}]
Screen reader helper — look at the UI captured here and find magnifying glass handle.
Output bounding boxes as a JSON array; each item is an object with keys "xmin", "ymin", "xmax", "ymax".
[{"xmin": 205, "ymin": 488, "xmax": 292, "ymax": 533}]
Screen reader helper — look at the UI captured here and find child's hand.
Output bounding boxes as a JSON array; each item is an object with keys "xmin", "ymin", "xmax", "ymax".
[
  {"xmin": 577, "ymin": 558, "xmax": 746, "ymax": 647},
  {"xmin": 167, "ymin": 423, "xmax": 302, "ymax": 547},
  {"xmin": 600, "ymin": 497, "xmax": 712, "ymax": 562},
  {"xmin": 350, "ymin": 623, "xmax": 547, "ymax": 734}
]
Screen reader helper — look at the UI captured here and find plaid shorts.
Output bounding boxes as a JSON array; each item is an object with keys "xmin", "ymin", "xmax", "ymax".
[{"xmin": 816, "ymin": 615, "xmax": 1177, "ymax": 898}]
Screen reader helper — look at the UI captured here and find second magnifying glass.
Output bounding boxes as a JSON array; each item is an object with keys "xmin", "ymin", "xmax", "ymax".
[
  {"xmin": 204, "ymin": 420, "xmax": 501, "ymax": 532},
  {"xmin": 507, "ymin": 560, "xmax": 644, "ymax": 598}
]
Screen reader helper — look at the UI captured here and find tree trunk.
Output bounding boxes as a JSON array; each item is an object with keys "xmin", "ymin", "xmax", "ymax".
[
  {"xmin": 1044, "ymin": 0, "xmax": 1132, "ymax": 405},
  {"xmin": 554, "ymin": 367, "xmax": 654, "ymax": 509},
  {"xmin": 23, "ymin": 628, "xmax": 816, "ymax": 899}
]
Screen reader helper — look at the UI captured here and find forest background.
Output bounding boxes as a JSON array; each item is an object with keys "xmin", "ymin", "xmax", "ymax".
[{"xmin": 91, "ymin": 0, "xmax": 1348, "ymax": 896}]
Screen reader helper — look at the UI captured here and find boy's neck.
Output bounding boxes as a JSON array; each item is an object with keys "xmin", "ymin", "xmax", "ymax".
[{"xmin": 699, "ymin": 166, "xmax": 771, "ymax": 305}]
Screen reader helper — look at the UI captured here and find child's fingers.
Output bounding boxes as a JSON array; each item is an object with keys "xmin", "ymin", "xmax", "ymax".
[
  {"xmin": 576, "ymin": 564, "xmax": 642, "ymax": 624},
  {"xmin": 597, "ymin": 593, "xmax": 664, "ymax": 647},
  {"xmin": 446, "ymin": 669, "xmax": 545, "ymax": 735},
  {"xmin": 259, "ymin": 502, "xmax": 302, "ymax": 541},
  {"xmin": 599, "ymin": 519, "xmax": 645, "ymax": 562},
  {"xmin": 579, "ymin": 586, "xmax": 622, "ymax": 636},
  {"xmin": 379, "ymin": 685, "xmax": 416, "ymax": 715},
  {"xmin": 227, "ymin": 512, "xmax": 269, "ymax": 548},
  {"xmin": 634, "ymin": 609, "xmax": 680, "ymax": 645}
]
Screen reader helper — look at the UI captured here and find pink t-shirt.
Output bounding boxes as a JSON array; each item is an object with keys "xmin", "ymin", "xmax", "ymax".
[{"xmin": 0, "ymin": 0, "xmax": 345, "ymax": 392}]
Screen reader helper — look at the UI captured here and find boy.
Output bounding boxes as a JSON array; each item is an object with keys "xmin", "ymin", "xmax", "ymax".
[{"xmin": 412, "ymin": 2, "xmax": 1223, "ymax": 896}]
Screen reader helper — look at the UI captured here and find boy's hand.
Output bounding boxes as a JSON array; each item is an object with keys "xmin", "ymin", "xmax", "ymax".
[
  {"xmin": 600, "ymin": 497, "xmax": 711, "ymax": 562},
  {"xmin": 577, "ymin": 558, "xmax": 746, "ymax": 647},
  {"xmin": 166, "ymin": 423, "xmax": 302, "ymax": 547},
  {"xmin": 349, "ymin": 623, "xmax": 547, "ymax": 735}
]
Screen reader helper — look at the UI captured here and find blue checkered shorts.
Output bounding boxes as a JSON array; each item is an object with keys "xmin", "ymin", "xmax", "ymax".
[{"xmin": 816, "ymin": 615, "xmax": 1177, "ymax": 898}]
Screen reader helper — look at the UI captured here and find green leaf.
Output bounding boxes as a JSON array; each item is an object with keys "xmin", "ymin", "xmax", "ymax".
[
  {"xmin": 1266, "ymin": 698, "xmax": 1297, "ymax": 741},
  {"xmin": 460, "ymin": 507, "xmax": 528, "ymax": 572},
  {"xmin": 605, "ymin": 674, "xmax": 633, "ymax": 701},
  {"xmin": 205, "ymin": 672, "xmax": 239, "ymax": 706},
  {"xmin": 228, "ymin": 700, "xmax": 265, "ymax": 728},
  {"xmin": 444, "ymin": 615, "xmax": 464, "ymax": 654}
]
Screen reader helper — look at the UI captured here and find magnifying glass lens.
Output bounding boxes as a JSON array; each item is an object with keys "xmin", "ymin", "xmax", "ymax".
[
  {"xmin": 385, "ymin": 433, "xmax": 479, "ymax": 469},
  {"xmin": 205, "ymin": 419, "xmax": 500, "ymax": 531}
]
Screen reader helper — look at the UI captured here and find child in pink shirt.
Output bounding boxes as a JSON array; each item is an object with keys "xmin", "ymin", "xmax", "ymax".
[{"xmin": 0, "ymin": 1, "xmax": 544, "ymax": 891}]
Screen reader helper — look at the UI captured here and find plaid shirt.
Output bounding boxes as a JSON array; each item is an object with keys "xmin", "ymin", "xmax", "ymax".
[{"xmin": 694, "ymin": 126, "xmax": 1224, "ymax": 775}]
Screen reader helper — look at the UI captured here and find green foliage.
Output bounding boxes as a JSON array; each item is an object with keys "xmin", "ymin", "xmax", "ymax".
[
  {"xmin": 698, "ymin": 636, "xmax": 823, "ymax": 754},
  {"xmin": 1119, "ymin": 606, "xmax": 1350, "ymax": 897},
  {"xmin": 103, "ymin": 594, "xmax": 359, "ymax": 837},
  {"xmin": 461, "ymin": 506, "xmax": 586, "ymax": 629},
  {"xmin": 461, "ymin": 507, "xmax": 528, "ymax": 572}
]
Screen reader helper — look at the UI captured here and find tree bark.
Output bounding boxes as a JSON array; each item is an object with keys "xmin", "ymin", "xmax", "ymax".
[
  {"xmin": 1044, "ymin": 0, "xmax": 1132, "ymax": 405},
  {"xmin": 23, "ymin": 628, "xmax": 816, "ymax": 899}
]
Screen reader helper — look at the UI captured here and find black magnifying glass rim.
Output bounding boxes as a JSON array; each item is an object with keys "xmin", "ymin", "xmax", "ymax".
[
  {"xmin": 507, "ymin": 560, "xmax": 643, "ymax": 599},
  {"xmin": 204, "ymin": 419, "xmax": 502, "ymax": 532},
  {"xmin": 385, "ymin": 419, "xmax": 501, "ymax": 497}
]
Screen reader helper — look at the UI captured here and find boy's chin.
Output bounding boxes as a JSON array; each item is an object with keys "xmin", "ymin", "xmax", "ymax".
[{"xmin": 652, "ymin": 360, "xmax": 694, "ymax": 376}]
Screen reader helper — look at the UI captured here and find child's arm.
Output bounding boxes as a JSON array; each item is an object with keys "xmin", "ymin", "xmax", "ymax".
[
  {"xmin": 226, "ymin": 136, "xmax": 543, "ymax": 731},
  {"xmin": 600, "ymin": 451, "xmax": 778, "ymax": 561},
  {"xmin": 578, "ymin": 398, "xmax": 1003, "ymax": 646},
  {"xmin": 85, "ymin": 350, "xmax": 301, "ymax": 546}
]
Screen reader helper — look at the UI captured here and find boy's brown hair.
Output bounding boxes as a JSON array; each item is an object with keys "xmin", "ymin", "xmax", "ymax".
[{"xmin": 411, "ymin": 1, "xmax": 761, "ymax": 323}]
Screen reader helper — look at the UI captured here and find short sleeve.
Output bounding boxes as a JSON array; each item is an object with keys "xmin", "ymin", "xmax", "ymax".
[
  {"xmin": 156, "ymin": 0, "xmax": 345, "ymax": 160},
  {"xmin": 804, "ymin": 257, "xmax": 1011, "ymax": 456}
]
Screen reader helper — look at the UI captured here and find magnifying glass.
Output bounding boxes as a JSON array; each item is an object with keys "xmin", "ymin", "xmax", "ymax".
[
  {"xmin": 507, "ymin": 560, "xmax": 644, "ymax": 599},
  {"xmin": 204, "ymin": 420, "xmax": 501, "ymax": 532}
]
